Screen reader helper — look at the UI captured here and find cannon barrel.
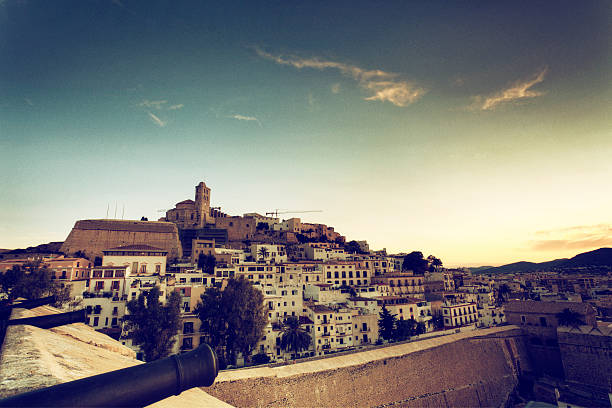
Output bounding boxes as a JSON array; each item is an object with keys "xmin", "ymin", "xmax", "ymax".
[
  {"xmin": 0, "ymin": 295, "xmax": 56, "ymax": 312},
  {"xmin": 0, "ymin": 343, "xmax": 219, "ymax": 407},
  {"xmin": 7, "ymin": 309, "xmax": 87, "ymax": 329}
]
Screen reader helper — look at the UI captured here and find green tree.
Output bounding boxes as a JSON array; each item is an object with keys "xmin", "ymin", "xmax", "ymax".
[
  {"xmin": 427, "ymin": 255, "xmax": 443, "ymax": 271},
  {"xmin": 251, "ymin": 352, "xmax": 270, "ymax": 365},
  {"xmin": 196, "ymin": 278, "xmax": 267, "ymax": 366},
  {"xmin": 496, "ymin": 284, "xmax": 510, "ymax": 306},
  {"xmin": 257, "ymin": 247, "xmax": 270, "ymax": 262},
  {"xmin": 280, "ymin": 316, "xmax": 311, "ymax": 359},
  {"xmin": 345, "ymin": 240, "xmax": 362, "ymax": 254},
  {"xmin": 378, "ymin": 305, "xmax": 397, "ymax": 341},
  {"xmin": 197, "ymin": 253, "xmax": 216, "ymax": 274},
  {"xmin": 124, "ymin": 286, "xmax": 181, "ymax": 362},
  {"xmin": 0, "ymin": 261, "xmax": 70, "ymax": 306},
  {"xmin": 394, "ymin": 319, "xmax": 413, "ymax": 341},
  {"xmin": 555, "ymin": 308, "xmax": 585, "ymax": 327},
  {"xmin": 402, "ymin": 252, "xmax": 428, "ymax": 274},
  {"xmin": 432, "ymin": 314, "xmax": 444, "ymax": 330}
]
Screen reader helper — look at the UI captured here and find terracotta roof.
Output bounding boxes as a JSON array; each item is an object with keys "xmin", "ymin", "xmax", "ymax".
[
  {"xmin": 73, "ymin": 220, "xmax": 177, "ymax": 233},
  {"xmin": 504, "ymin": 300, "xmax": 595, "ymax": 315},
  {"xmin": 103, "ymin": 244, "xmax": 166, "ymax": 252},
  {"xmin": 308, "ymin": 304, "xmax": 333, "ymax": 313},
  {"xmin": 175, "ymin": 199, "xmax": 195, "ymax": 205}
]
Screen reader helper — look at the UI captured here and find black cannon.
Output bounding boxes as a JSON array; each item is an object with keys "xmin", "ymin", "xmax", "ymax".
[
  {"xmin": 0, "ymin": 343, "xmax": 219, "ymax": 407},
  {"xmin": 0, "ymin": 295, "xmax": 57, "ymax": 312},
  {"xmin": 7, "ymin": 309, "xmax": 87, "ymax": 329}
]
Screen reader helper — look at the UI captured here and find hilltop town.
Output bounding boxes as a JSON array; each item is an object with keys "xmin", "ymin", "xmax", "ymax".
[{"xmin": 1, "ymin": 181, "xmax": 612, "ymax": 406}]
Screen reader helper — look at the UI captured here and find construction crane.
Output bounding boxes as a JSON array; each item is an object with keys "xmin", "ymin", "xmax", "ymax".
[{"xmin": 265, "ymin": 209, "xmax": 323, "ymax": 218}]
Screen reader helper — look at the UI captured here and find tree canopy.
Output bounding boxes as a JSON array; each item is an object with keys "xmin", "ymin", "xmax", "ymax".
[
  {"xmin": 555, "ymin": 308, "xmax": 585, "ymax": 327},
  {"xmin": 402, "ymin": 252, "xmax": 429, "ymax": 274},
  {"xmin": 344, "ymin": 240, "xmax": 365, "ymax": 255},
  {"xmin": 0, "ymin": 261, "xmax": 70, "ymax": 306},
  {"xmin": 124, "ymin": 286, "xmax": 181, "ymax": 361},
  {"xmin": 378, "ymin": 305, "xmax": 397, "ymax": 341},
  {"xmin": 196, "ymin": 277, "xmax": 267, "ymax": 366},
  {"xmin": 197, "ymin": 253, "xmax": 216, "ymax": 274},
  {"xmin": 280, "ymin": 316, "xmax": 311, "ymax": 359}
]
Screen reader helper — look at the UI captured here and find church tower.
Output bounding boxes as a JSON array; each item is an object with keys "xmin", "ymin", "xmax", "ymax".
[{"xmin": 194, "ymin": 181, "xmax": 211, "ymax": 228}]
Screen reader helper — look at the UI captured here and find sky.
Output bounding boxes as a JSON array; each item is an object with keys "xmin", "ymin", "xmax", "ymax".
[{"xmin": 1, "ymin": 1, "xmax": 611, "ymax": 267}]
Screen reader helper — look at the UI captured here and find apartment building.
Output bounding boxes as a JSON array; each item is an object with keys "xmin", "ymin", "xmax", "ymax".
[
  {"xmin": 441, "ymin": 302, "xmax": 478, "ymax": 328},
  {"xmin": 323, "ymin": 262, "xmax": 370, "ymax": 286},
  {"xmin": 372, "ymin": 272, "xmax": 425, "ymax": 298}
]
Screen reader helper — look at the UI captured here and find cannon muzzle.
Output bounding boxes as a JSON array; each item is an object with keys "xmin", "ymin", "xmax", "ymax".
[
  {"xmin": 0, "ymin": 343, "xmax": 219, "ymax": 407},
  {"xmin": 7, "ymin": 309, "xmax": 87, "ymax": 329}
]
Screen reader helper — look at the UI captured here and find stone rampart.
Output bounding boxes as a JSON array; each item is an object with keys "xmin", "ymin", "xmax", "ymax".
[
  {"xmin": 208, "ymin": 326, "xmax": 530, "ymax": 407},
  {"xmin": 60, "ymin": 219, "xmax": 182, "ymax": 260},
  {"xmin": 558, "ymin": 325, "xmax": 612, "ymax": 389}
]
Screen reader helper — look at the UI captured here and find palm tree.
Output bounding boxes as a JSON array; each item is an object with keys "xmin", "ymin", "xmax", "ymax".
[
  {"xmin": 555, "ymin": 308, "xmax": 584, "ymax": 327},
  {"xmin": 257, "ymin": 247, "xmax": 270, "ymax": 262},
  {"xmin": 280, "ymin": 317, "xmax": 311, "ymax": 359}
]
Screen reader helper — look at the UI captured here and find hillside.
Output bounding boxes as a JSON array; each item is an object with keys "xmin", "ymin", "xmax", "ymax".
[{"xmin": 476, "ymin": 248, "xmax": 612, "ymax": 274}]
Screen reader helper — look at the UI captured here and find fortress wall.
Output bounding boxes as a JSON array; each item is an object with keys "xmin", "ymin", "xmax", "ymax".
[
  {"xmin": 60, "ymin": 220, "xmax": 182, "ymax": 260},
  {"xmin": 208, "ymin": 326, "xmax": 530, "ymax": 408},
  {"xmin": 558, "ymin": 326, "xmax": 612, "ymax": 389}
]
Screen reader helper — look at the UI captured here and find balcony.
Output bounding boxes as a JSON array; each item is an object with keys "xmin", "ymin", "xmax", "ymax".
[{"xmin": 321, "ymin": 332, "xmax": 330, "ymax": 337}]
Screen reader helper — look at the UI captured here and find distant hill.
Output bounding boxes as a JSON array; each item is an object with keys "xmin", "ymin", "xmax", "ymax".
[
  {"xmin": 475, "ymin": 248, "xmax": 612, "ymax": 274},
  {"xmin": 467, "ymin": 266, "xmax": 495, "ymax": 273},
  {"xmin": 0, "ymin": 242, "xmax": 64, "ymax": 258}
]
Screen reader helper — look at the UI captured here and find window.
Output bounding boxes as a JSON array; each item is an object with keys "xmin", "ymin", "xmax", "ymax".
[
  {"xmin": 539, "ymin": 317, "xmax": 547, "ymax": 327},
  {"xmin": 93, "ymin": 317, "xmax": 99, "ymax": 326},
  {"xmin": 111, "ymin": 281, "xmax": 120, "ymax": 290},
  {"xmin": 93, "ymin": 270, "xmax": 103, "ymax": 278},
  {"xmin": 95, "ymin": 281, "xmax": 104, "ymax": 291},
  {"xmin": 140, "ymin": 265, "xmax": 147, "ymax": 273},
  {"xmin": 104, "ymin": 270, "xmax": 113, "ymax": 278},
  {"xmin": 521, "ymin": 315, "xmax": 526, "ymax": 324},
  {"xmin": 155, "ymin": 265, "xmax": 161, "ymax": 273},
  {"xmin": 184, "ymin": 322, "xmax": 194, "ymax": 334},
  {"xmin": 182, "ymin": 337, "xmax": 193, "ymax": 350}
]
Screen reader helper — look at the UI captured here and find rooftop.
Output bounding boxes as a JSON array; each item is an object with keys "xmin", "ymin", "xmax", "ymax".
[
  {"xmin": 104, "ymin": 244, "xmax": 167, "ymax": 252},
  {"xmin": 504, "ymin": 300, "xmax": 595, "ymax": 315},
  {"xmin": 73, "ymin": 219, "xmax": 178, "ymax": 234}
]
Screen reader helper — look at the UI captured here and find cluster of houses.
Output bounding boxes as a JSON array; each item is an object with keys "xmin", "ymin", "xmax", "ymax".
[{"xmin": 0, "ymin": 238, "xmax": 514, "ymax": 362}]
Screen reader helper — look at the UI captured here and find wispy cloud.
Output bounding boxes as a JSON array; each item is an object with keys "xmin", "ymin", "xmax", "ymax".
[
  {"xmin": 168, "ymin": 104, "xmax": 184, "ymax": 110},
  {"xmin": 471, "ymin": 68, "xmax": 548, "ymax": 111},
  {"xmin": 255, "ymin": 47, "xmax": 426, "ymax": 107},
  {"xmin": 530, "ymin": 223, "xmax": 612, "ymax": 251},
  {"xmin": 23, "ymin": 97, "xmax": 33, "ymax": 106},
  {"xmin": 331, "ymin": 83, "xmax": 341, "ymax": 94},
  {"xmin": 147, "ymin": 112, "xmax": 167, "ymax": 127},
  {"xmin": 228, "ymin": 114, "xmax": 262, "ymax": 127},
  {"xmin": 138, "ymin": 99, "xmax": 167, "ymax": 109}
]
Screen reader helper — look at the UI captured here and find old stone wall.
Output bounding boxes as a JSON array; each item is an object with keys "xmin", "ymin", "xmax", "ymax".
[
  {"xmin": 60, "ymin": 220, "xmax": 182, "ymax": 260},
  {"xmin": 208, "ymin": 326, "xmax": 530, "ymax": 408},
  {"xmin": 558, "ymin": 325, "xmax": 612, "ymax": 389},
  {"xmin": 215, "ymin": 217, "xmax": 257, "ymax": 242}
]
